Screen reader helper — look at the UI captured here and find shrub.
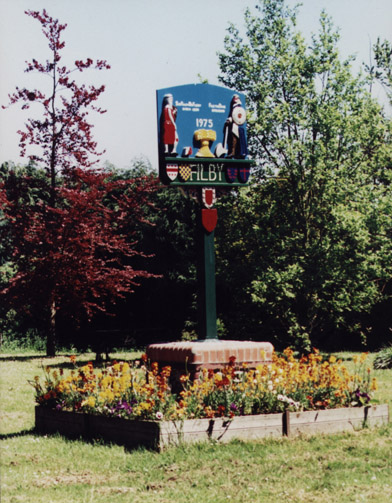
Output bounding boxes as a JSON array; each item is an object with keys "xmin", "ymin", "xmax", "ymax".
[{"xmin": 373, "ymin": 345, "xmax": 392, "ymax": 369}]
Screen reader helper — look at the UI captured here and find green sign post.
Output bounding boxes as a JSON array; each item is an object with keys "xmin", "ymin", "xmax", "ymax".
[
  {"xmin": 163, "ymin": 157, "xmax": 254, "ymax": 340},
  {"xmin": 198, "ymin": 214, "xmax": 218, "ymax": 339},
  {"xmin": 156, "ymin": 84, "xmax": 253, "ymax": 340}
]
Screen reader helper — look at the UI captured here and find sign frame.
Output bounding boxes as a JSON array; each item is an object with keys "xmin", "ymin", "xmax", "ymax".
[{"xmin": 156, "ymin": 83, "xmax": 254, "ymax": 188}]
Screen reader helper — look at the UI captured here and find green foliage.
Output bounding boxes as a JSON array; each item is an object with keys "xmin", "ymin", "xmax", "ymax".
[
  {"xmin": 102, "ymin": 161, "xmax": 199, "ymax": 343},
  {"xmin": 367, "ymin": 38, "xmax": 392, "ymax": 104},
  {"xmin": 0, "ymin": 162, "xmax": 50, "ymax": 345},
  {"xmin": 217, "ymin": 0, "xmax": 392, "ymax": 350},
  {"xmin": 374, "ymin": 345, "xmax": 392, "ymax": 370},
  {"xmin": 1, "ymin": 328, "xmax": 46, "ymax": 353},
  {"xmin": 136, "ymin": 185, "xmax": 199, "ymax": 339}
]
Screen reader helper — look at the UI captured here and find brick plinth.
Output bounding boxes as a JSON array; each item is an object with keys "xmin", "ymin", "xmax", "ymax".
[{"xmin": 146, "ymin": 340, "xmax": 274, "ymax": 379}]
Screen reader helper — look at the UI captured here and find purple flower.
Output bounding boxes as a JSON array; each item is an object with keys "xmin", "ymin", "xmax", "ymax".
[
  {"xmin": 354, "ymin": 389, "xmax": 370, "ymax": 404},
  {"xmin": 114, "ymin": 400, "xmax": 133, "ymax": 415}
]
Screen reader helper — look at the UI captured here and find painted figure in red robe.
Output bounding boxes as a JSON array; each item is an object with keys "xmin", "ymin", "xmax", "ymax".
[{"xmin": 160, "ymin": 93, "xmax": 179, "ymax": 156}]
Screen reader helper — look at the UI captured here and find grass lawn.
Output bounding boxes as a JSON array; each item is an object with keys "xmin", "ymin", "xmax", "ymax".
[{"xmin": 1, "ymin": 350, "xmax": 391, "ymax": 503}]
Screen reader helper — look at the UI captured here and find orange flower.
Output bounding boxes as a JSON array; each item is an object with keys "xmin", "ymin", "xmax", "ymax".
[
  {"xmin": 217, "ymin": 405, "xmax": 226, "ymax": 416},
  {"xmin": 360, "ymin": 352, "xmax": 368, "ymax": 364},
  {"xmin": 204, "ymin": 406, "xmax": 215, "ymax": 418},
  {"xmin": 216, "ymin": 376, "xmax": 230, "ymax": 387},
  {"xmin": 161, "ymin": 366, "xmax": 172, "ymax": 378}
]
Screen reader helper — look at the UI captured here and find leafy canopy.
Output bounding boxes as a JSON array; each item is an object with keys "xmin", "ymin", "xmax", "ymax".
[{"xmin": 216, "ymin": 0, "xmax": 392, "ymax": 350}]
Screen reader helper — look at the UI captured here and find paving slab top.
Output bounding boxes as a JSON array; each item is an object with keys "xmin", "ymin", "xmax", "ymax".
[{"xmin": 146, "ymin": 340, "xmax": 273, "ymax": 365}]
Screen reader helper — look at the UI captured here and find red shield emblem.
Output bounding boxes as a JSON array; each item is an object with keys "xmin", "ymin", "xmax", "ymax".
[
  {"xmin": 202, "ymin": 208, "xmax": 218, "ymax": 233},
  {"xmin": 202, "ymin": 187, "xmax": 216, "ymax": 209},
  {"xmin": 166, "ymin": 164, "xmax": 178, "ymax": 181}
]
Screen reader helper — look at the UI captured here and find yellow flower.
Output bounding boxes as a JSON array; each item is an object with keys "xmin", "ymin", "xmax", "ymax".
[
  {"xmin": 133, "ymin": 406, "xmax": 142, "ymax": 416},
  {"xmin": 82, "ymin": 396, "xmax": 96, "ymax": 408},
  {"xmin": 360, "ymin": 352, "xmax": 368, "ymax": 364},
  {"xmin": 121, "ymin": 362, "xmax": 130, "ymax": 373},
  {"xmin": 98, "ymin": 388, "xmax": 114, "ymax": 403},
  {"xmin": 112, "ymin": 363, "xmax": 121, "ymax": 373}
]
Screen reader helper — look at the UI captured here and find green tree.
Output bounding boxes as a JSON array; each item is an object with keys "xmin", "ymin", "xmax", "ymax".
[
  {"xmin": 71, "ymin": 159, "xmax": 199, "ymax": 349},
  {"xmin": 368, "ymin": 38, "xmax": 392, "ymax": 104},
  {"xmin": 117, "ymin": 162, "xmax": 199, "ymax": 343},
  {"xmin": 216, "ymin": 0, "xmax": 392, "ymax": 351}
]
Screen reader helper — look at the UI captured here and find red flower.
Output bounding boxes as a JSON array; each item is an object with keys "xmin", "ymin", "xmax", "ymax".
[{"xmin": 217, "ymin": 405, "xmax": 226, "ymax": 416}]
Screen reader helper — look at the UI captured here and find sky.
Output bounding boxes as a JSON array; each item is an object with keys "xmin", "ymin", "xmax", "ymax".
[{"xmin": 0, "ymin": 0, "xmax": 391, "ymax": 172}]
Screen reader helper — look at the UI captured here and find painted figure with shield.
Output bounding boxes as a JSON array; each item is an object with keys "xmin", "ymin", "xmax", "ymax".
[{"xmin": 223, "ymin": 94, "xmax": 248, "ymax": 159}]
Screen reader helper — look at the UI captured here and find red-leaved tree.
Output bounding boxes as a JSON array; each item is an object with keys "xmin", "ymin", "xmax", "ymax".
[{"xmin": 1, "ymin": 10, "xmax": 158, "ymax": 355}]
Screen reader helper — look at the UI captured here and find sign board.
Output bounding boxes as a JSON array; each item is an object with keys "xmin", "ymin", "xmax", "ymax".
[{"xmin": 156, "ymin": 83, "xmax": 253, "ymax": 187}]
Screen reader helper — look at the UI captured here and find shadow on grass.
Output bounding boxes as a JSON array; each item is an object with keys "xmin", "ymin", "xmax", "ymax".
[
  {"xmin": 334, "ymin": 355, "xmax": 353, "ymax": 362},
  {"xmin": 0, "ymin": 354, "xmax": 142, "ymax": 366},
  {"xmin": 0, "ymin": 354, "xmax": 73, "ymax": 362},
  {"xmin": 0, "ymin": 354, "xmax": 46, "ymax": 362},
  {"xmin": 46, "ymin": 358, "xmax": 142, "ymax": 371},
  {"xmin": 0, "ymin": 428, "xmax": 36, "ymax": 440},
  {"xmin": 1, "ymin": 427, "xmax": 154, "ymax": 452}
]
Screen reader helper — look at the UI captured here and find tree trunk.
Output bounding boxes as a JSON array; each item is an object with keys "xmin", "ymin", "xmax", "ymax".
[{"xmin": 46, "ymin": 298, "xmax": 56, "ymax": 356}]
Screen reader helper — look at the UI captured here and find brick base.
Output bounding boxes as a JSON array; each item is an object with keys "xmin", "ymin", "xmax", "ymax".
[{"xmin": 146, "ymin": 340, "xmax": 274, "ymax": 380}]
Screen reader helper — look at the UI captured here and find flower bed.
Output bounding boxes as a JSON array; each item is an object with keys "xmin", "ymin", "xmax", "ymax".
[
  {"xmin": 35, "ymin": 405, "xmax": 389, "ymax": 451},
  {"xmin": 31, "ymin": 349, "xmax": 389, "ymax": 449}
]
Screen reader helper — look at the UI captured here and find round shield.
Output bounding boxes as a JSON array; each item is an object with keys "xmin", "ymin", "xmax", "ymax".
[{"xmin": 232, "ymin": 106, "xmax": 246, "ymax": 126}]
